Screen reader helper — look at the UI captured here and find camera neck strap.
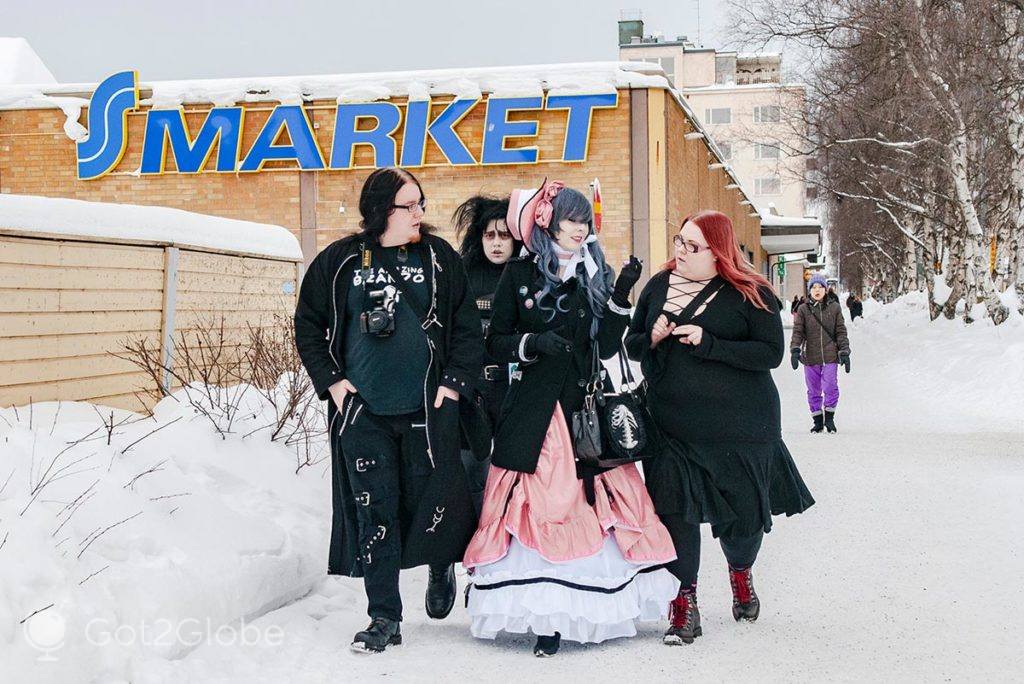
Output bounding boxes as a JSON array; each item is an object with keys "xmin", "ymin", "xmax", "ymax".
[{"xmin": 361, "ymin": 242, "xmax": 439, "ymax": 332}]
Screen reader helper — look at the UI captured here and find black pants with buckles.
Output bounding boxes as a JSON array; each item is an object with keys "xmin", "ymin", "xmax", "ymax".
[
  {"xmin": 337, "ymin": 396, "xmax": 446, "ymax": 621},
  {"xmin": 460, "ymin": 364, "xmax": 508, "ymax": 514}
]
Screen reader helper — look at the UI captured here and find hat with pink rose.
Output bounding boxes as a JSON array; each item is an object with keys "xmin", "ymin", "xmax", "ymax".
[{"xmin": 506, "ymin": 178, "xmax": 565, "ymax": 251}]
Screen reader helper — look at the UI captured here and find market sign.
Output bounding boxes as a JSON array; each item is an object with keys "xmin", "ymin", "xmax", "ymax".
[{"xmin": 76, "ymin": 71, "xmax": 618, "ymax": 181}]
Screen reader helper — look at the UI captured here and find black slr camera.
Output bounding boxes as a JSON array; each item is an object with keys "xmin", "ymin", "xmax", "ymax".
[{"xmin": 360, "ymin": 287, "xmax": 396, "ymax": 337}]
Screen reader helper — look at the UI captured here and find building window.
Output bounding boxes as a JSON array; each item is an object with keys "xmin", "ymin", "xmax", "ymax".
[
  {"xmin": 704, "ymin": 107, "xmax": 732, "ymax": 125},
  {"xmin": 658, "ymin": 57, "xmax": 675, "ymax": 83},
  {"xmin": 754, "ymin": 143, "xmax": 781, "ymax": 160},
  {"xmin": 806, "ymin": 186, "xmax": 819, "ymax": 201},
  {"xmin": 718, "ymin": 142, "xmax": 732, "ymax": 160},
  {"xmin": 754, "ymin": 105, "xmax": 781, "ymax": 123},
  {"xmin": 755, "ymin": 176, "xmax": 782, "ymax": 195}
]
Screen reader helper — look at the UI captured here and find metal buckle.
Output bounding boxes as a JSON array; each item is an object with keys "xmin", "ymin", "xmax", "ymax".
[
  {"xmin": 482, "ymin": 365, "xmax": 503, "ymax": 382},
  {"xmin": 355, "ymin": 491, "xmax": 370, "ymax": 506},
  {"xmin": 355, "ymin": 458, "xmax": 373, "ymax": 472}
]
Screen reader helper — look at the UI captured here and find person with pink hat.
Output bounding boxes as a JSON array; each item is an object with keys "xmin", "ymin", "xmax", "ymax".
[{"xmin": 462, "ymin": 179, "xmax": 679, "ymax": 657}]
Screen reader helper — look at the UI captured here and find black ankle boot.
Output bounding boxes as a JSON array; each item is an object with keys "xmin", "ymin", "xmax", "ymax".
[
  {"xmin": 810, "ymin": 413, "xmax": 824, "ymax": 433},
  {"xmin": 425, "ymin": 564, "xmax": 456, "ymax": 620},
  {"xmin": 534, "ymin": 632, "xmax": 561, "ymax": 657},
  {"xmin": 824, "ymin": 409, "xmax": 837, "ymax": 433},
  {"xmin": 351, "ymin": 617, "xmax": 402, "ymax": 653}
]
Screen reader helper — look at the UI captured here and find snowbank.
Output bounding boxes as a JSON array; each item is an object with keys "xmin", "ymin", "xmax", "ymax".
[
  {"xmin": 0, "ymin": 383, "xmax": 331, "ymax": 682},
  {"xmin": 850, "ymin": 291, "xmax": 1023, "ymax": 431},
  {"xmin": 0, "ymin": 61, "xmax": 670, "ymax": 111},
  {"xmin": 0, "ymin": 194, "xmax": 302, "ymax": 261}
]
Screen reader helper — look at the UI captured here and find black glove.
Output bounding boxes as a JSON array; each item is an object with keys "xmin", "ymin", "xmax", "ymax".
[
  {"xmin": 839, "ymin": 351, "xmax": 851, "ymax": 374},
  {"xmin": 790, "ymin": 348, "xmax": 801, "ymax": 370},
  {"xmin": 526, "ymin": 330, "xmax": 573, "ymax": 357},
  {"xmin": 611, "ymin": 256, "xmax": 643, "ymax": 306}
]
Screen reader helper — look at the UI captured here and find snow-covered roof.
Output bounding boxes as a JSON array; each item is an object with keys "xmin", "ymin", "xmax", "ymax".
[
  {"xmin": 0, "ymin": 194, "xmax": 302, "ymax": 260},
  {"xmin": 0, "ymin": 61, "xmax": 671, "ymax": 111},
  {"xmin": 759, "ymin": 211, "xmax": 821, "ymax": 228},
  {"xmin": 0, "ymin": 37, "xmax": 57, "ymax": 85},
  {"xmin": 680, "ymin": 82, "xmax": 806, "ymax": 93}
]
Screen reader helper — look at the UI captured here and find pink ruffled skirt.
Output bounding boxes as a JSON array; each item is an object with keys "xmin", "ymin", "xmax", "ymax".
[{"xmin": 463, "ymin": 403, "xmax": 679, "ymax": 644}]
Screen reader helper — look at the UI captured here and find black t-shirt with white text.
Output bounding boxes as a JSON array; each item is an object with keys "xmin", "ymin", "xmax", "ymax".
[{"xmin": 343, "ymin": 245, "xmax": 430, "ymax": 415}]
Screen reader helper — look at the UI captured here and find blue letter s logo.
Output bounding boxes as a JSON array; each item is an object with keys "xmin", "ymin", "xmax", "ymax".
[{"xmin": 77, "ymin": 70, "xmax": 139, "ymax": 180}]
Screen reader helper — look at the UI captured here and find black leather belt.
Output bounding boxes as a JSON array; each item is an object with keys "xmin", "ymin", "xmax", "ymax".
[{"xmin": 481, "ymin": 365, "xmax": 507, "ymax": 382}]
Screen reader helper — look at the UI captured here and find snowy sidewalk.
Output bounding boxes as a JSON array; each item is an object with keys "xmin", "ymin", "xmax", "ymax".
[
  {"xmin": 135, "ymin": 300, "xmax": 1024, "ymax": 683},
  {"xmin": 8, "ymin": 295, "xmax": 1022, "ymax": 682}
]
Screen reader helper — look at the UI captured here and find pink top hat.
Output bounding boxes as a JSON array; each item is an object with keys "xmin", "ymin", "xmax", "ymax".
[{"xmin": 506, "ymin": 178, "xmax": 565, "ymax": 251}]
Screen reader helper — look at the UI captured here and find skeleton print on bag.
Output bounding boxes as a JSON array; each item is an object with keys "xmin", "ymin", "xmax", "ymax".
[{"xmin": 609, "ymin": 403, "xmax": 640, "ymax": 450}]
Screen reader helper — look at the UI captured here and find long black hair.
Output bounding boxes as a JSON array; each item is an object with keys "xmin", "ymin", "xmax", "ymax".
[
  {"xmin": 358, "ymin": 167, "xmax": 436, "ymax": 240},
  {"xmin": 453, "ymin": 194, "xmax": 518, "ymax": 268}
]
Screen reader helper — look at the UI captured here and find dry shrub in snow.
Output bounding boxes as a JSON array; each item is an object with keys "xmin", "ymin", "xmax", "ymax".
[{"xmin": 114, "ymin": 314, "xmax": 328, "ymax": 474}]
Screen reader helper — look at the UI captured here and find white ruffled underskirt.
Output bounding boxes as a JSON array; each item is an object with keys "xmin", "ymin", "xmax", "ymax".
[{"xmin": 467, "ymin": 533, "xmax": 679, "ymax": 644}]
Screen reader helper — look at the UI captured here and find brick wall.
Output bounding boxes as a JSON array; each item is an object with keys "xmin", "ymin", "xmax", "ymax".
[{"xmin": 0, "ymin": 92, "xmax": 634, "ymax": 267}]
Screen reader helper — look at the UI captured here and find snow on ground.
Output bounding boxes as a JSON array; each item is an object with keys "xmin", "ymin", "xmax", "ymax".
[{"xmin": 4, "ymin": 294, "xmax": 1023, "ymax": 682}]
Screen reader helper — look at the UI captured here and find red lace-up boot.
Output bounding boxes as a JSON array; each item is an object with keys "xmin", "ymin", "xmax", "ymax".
[
  {"xmin": 664, "ymin": 588, "xmax": 702, "ymax": 645},
  {"xmin": 729, "ymin": 566, "xmax": 761, "ymax": 622}
]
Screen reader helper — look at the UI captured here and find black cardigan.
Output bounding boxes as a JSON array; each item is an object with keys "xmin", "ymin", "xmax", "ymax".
[
  {"xmin": 624, "ymin": 271, "xmax": 785, "ymax": 444},
  {"xmin": 486, "ymin": 257, "xmax": 629, "ymax": 473}
]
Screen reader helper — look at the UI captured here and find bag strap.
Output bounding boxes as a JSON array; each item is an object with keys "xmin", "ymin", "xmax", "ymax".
[{"xmin": 806, "ymin": 303, "xmax": 839, "ymax": 347}]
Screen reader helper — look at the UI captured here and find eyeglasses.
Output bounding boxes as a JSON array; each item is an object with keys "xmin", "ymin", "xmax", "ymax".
[
  {"xmin": 672, "ymin": 235, "xmax": 711, "ymax": 254},
  {"xmin": 392, "ymin": 198, "xmax": 427, "ymax": 214}
]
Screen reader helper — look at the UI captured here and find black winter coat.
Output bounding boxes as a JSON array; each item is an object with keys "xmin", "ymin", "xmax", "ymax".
[
  {"xmin": 485, "ymin": 257, "xmax": 630, "ymax": 474},
  {"xmin": 294, "ymin": 232, "xmax": 486, "ymax": 577}
]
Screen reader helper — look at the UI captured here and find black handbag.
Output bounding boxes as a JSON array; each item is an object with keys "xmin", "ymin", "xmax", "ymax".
[{"xmin": 572, "ymin": 341, "xmax": 657, "ymax": 469}]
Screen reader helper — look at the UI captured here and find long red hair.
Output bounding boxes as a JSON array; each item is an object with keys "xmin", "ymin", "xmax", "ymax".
[{"xmin": 663, "ymin": 210, "xmax": 774, "ymax": 310}]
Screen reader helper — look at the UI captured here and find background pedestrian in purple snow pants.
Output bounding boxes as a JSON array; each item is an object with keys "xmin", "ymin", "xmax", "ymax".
[{"xmin": 790, "ymin": 273, "xmax": 851, "ymax": 433}]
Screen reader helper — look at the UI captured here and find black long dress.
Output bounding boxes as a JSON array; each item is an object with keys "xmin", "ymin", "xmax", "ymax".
[{"xmin": 625, "ymin": 272, "xmax": 815, "ymax": 539}]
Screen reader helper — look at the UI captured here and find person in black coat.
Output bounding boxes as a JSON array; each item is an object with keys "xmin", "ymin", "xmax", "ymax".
[
  {"xmin": 453, "ymin": 194, "xmax": 518, "ymax": 513},
  {"xmin": 293, "ymin": 167, "xmax": 486, "ymax": 653},
  {"xmin": 625, "ymin": 210, "xmax": 815, "ymax": 646},
  {"xmin": 461, "ymin": 180, "xmax": 678, "ymax": 657}
]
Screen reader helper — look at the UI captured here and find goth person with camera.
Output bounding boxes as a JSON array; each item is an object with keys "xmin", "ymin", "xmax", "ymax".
[
  {"xmin": 461, "ymin": 180, "xmax": 677, "ymax": 658},
  {"xmin": 294, "ymin": 167, "xmax": 485, "ymax": 654},
  {"xmin": 624, "ymin": 211, "xmax": 815, "ymax": 647},
  {"xmin": 453, "ymin": 194, "xmax": 519, "ymax": 513}
]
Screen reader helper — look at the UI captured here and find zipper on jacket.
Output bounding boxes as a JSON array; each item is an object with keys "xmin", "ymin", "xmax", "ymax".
[{"xmin": 325, "ymin": 252, "xmax": 358, "ymax": 442}]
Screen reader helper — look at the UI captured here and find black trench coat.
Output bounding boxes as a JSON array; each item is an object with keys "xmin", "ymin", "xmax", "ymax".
[
  {"xmin": 294, "ymin": 232, "xmax": 487, "ymax": 577},
  {"xmin": 486, "ymin": 257, "xmax": 629, "ymax": 475}
]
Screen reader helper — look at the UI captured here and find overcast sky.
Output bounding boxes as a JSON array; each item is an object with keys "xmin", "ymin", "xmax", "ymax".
[{"xmin": 4, "ymin": 0, "xmax": 736, "ymax": 82}]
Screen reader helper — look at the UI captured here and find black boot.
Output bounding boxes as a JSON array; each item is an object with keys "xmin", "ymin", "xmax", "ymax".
[
  {"xmin": 728, "ymin": 566, "xmax": 761, "ymax": 622},
  {"xmin": 425, "ymin": 564, "xmax": 456, "ymax": 620},
  {"xmin": 534, "ymin": 632, "xmax": 561, "ymax": 657},
  {"xmin": 810, "ymin": 413, "xmax": 824, "ymax": 433},
  {"xmin": 664, "ymin": 589, "xmax": 702, "ymax": 645},
  {"xmin": 824, "ymin": 409, "xmax": 837, "ymax": 433},
  {"xmin": 351, "ymin": 617, "xmax": 402, "ymax": 653}
]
